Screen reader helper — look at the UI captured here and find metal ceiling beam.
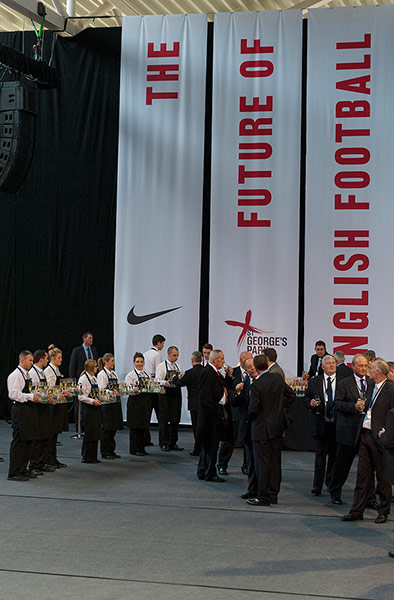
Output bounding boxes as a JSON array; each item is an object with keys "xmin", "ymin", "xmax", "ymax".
[{"xmin": 1, "ymin": 0, "xmax": 80, "ymax": 34}]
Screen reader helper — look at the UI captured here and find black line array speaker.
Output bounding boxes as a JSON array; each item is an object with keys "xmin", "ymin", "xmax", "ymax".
[{"xmin": 0, "ymin": 81, "xmax": 39, "ymax": 194}]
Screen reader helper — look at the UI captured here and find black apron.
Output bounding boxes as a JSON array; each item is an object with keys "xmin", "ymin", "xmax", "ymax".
[
  {"xmin": 127, "ymin": 370, "xmax": 152, "ymax": 430},
  {"xmin": 82, "ymin": 374, "xmax": 102, "ymax": 441},
  {"xmin": 48, "ymin": 364, "xmax": 69, "ymax": 434},
  {"xmin": 162, "ymin": 362, "xmax": 182, "ymax": 422},
  {"xmin": 31, "ymin": 366, "xmax": 51, "ymax": 440},
  {"xmin": 12, "ymin": 368, "xmax": 40, "ymax": 441},
  {"xmin": 101, "ymin": 369, "xmax": 124, "ymax": 431}
]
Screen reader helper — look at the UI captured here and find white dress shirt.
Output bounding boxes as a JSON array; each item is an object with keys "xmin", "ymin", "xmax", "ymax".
[
  {"xmin": 7, "ymin": 367, "xmax": 34, "ymax": 403},
  {"xmin": 97, "ymin": 368, "xmax": 119, "ymax": 390},
  {"xmin": 155, "ymin": 360, "xmax": 180, "ymax": 385},
  {"xmin": 29, "ymin": 365, "xmax": 47, "ymax": 385},
  {"xmin": 143, "ymin": 348, "xmax": 162, "ymax": 378},
  {"xmin": 125, "ymin": 369, "xmax": 150, "ymax": 385},
  {"xmin": 77, "ymin": 373, "xmax": 97, "ymax": 404},
  {"xmin": 44, "ymin": 364, "xmax": 61, "ymax": 387}
]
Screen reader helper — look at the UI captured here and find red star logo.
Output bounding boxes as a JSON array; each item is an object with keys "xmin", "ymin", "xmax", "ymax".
[{"xmin": 225, "ymin": 309, "xmax": 269, "ymax": 350}]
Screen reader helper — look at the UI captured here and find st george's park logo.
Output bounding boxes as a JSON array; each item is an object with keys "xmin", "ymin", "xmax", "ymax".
[{"xmin": 225, "ymin": 309, "xmax": 288, "ymax": 353}]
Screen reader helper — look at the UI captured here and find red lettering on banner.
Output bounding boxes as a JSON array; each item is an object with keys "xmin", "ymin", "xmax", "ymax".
[
  {"xmin": 336, "ymin": 101, "xmax": 370, "ymax": 118},
  {"xmin": 333, "ymin": 313, "xmax": 369, "ymax": 329},
  {"xmin": 237, "ymin": 40, "xmax": 274, "ymax": 228},
  {"xmin": 145, "ymin": 41, "xmax": 180, "ymax": 105},
  {"xmin": 335, "ymin": 194, "xmax": 369, "ymax": 210},
  {"xmin": 336, "ymin": 34, "xmax": 371, "ymax": 50},
  {"xmin": 333, "ymin": 336, "xmax": 368, "ymax": 355},
  {"xmin": 336, "ymin": 75, "xmax": 371, "ymax": 94},
  {"xmin": 333, "ymin": 253, "xmax": 369, "ymax": 271}
]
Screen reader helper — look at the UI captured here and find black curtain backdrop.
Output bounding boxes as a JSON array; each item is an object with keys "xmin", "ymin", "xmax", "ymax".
[
  {"xmin": 0, "ymin": 23, "xmax": 307, "ymax": 420},
  {"xmin": 0, "ymin": 28, "xmax": 121, "ymax": 417}
]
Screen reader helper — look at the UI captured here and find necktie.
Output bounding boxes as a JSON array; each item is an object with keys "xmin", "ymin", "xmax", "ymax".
[
  {"xmin": 88, "ymin": 347, "xmax": 93, "ymax": 360},
  {"xmin": 326, "ymin": 376, "xmax": 333, "ymax": 419},
  {"xmin": 360, "ymin": 378, "xmax": 366, "ymax": 396}
]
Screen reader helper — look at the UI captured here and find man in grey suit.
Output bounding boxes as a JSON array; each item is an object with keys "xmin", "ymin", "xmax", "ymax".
[{"xmin": 263, "ymin": 348, "xmax": 285, "ymax": 380}]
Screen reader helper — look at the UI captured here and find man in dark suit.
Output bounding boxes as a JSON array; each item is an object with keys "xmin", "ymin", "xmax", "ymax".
[
  {"xmin": 328, "ymin": 354, "xmax": 369, "ymax": 505},
  {"xmin": 69, "ymin": 332, "xmax": 99, "ymax": 427},
  {"xmin": 378, "ymin": 409, "xmax": 394, "ymax": 556},
  {"xmin": 196, "ymin": 349, "xmax": 233, "ymax": 482},
  {"xmin": 334, "ymin": 351, "xmax": 353, "ymax": 380},
  {"xmin": 69, "ymin": 332, "xmax": 99, "ymax": 380},
  {"xmin": 246, "ymin": 354, "xmax": 295, "ymax": 506},
  {"xmin": 232, "ymin": 356, "xmax": 259, "ymax": 499},
  {"xmin": 342, "ymin": 359, "xmax": 394, "ymax": 523},
  {"xmin": 303, "ymin": 354, "xmax": 338, "ymax": 496},
  {"xmin": 217, "ymin": 351, "xmax": 252, "ymax": 476},
  {"xmin": 263, "ymin": 347, "xmax": 285, "ymax": 380},
  {"xmin": 308, "ymin": 340, "xmax": 327, "ymax": 379},
  {"xmin": 173, "ymin": 351, "xmax": 204, "ymax": 456}
]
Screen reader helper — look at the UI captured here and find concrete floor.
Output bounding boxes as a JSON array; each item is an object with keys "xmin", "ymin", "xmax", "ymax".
[{"xmin": 0, "ymin": 421, "xmax": 393, "ymax": 600}]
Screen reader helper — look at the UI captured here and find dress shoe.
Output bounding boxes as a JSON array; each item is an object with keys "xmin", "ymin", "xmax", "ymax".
[
  {"xmin": 23, "ymin": 471, "xmax": 38, "ymax": 478},
  {"xmin": 56, "ymin": 441, "xmax": 63, "ymax": 446},
  {"xmin": 189, "ymin": 451, "xmax": 199, "ymax": 456},
  {"xmin": 112, "ymin": 453, "xmax": 121, "ymax": 458},
  {"xmin": 388, "ymin": 551, "xmax": 394, "ymax": 558},
  {"xmin": 270, "ymin": 497, "xmax": 278, "ymax": 505},
  {"xmin": 169, "ymin": 444, "xmax": 184, "ymax": 451},
  {"xmin": 311, "ymin": 488, "xmax": 321, "ymax": 496},
  {"xmin": 29, "ymin": 469, "xmax": 44, "ymax": 476},
  {"xmin": 375, "ymin": 515, "xmax": 388, "ymax": 524},
  {"xmin": 246, "ymin": 498, "xmax": 271, "ymax": 506},
  {"xmin": 42, "ymin": 465, "xmax": 56, "ymax": 472},
  {"xmin": 102, "ymin": 455, "xmax": 115, "ymax": 459},
  {"xmin": 82, "ymin": 459, "xmax": 101, "ymax": 464},
  {"xmin": 366, "ymin": 500, "xmax": 380, "ymax": 510},
  {"xmin": 54, "ymin": 462, "xmax": 67, "ymax": 468},
  {"xmin": 206, "ymin": 476, "xmax": 226, "ymax": 482},
  {"xmin": 146, "ymin": 442, "xmax": 154, "ymax": 446},
  {"xmin": 241, "ymin": 466, "xmax": 248, "ymax": 475},
  {"xmin": 197, "ymin": 473, "xmax": 205, "ymax": 480},
  {"xmin": 7, "ymin": 475, "xmax": 29, "ymax": 481},
  {"xmin": 331, "ymin": 493, "xmax": 343, "ymax": 505},
  {"xmin": 160, "ymin": 445, "xmax": 170, "ymax": 452},
  {"xmin": 241, "ymin": 492, "xmax": 256, "ymax": 499},
  {"xmin": 0, "ymin": 457, "xmax": 4, "ymax": 462},
  {"xmin": 218, "ymin": 468, "xmax": 228, "ymax": 476},
  {"xmin": 131, "ymin": 452, "xmax": 146, "ymax": 457},
  {"xmin": 342, "ymin": 513, "xmax": 363, "ymax": 521}
]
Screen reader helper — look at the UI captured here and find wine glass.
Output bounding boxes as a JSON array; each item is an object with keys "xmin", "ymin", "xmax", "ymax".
[{"xmin": 314, "ymin": 395, "xmax": 321, "ymax": 414}]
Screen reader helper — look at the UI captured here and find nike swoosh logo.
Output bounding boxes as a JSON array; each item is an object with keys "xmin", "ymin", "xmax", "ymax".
[{"xmin": 127, "ymin": 305, "xmax": 182, "ymax": 325}]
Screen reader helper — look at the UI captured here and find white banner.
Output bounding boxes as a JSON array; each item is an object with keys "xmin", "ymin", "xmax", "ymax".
[
  {"xmin": 115, "ymin": 14, "xmax": 207, "ymax": 422},
  {"xmin": 209, "ymin": 11, "xmax": 302, "ymax": 375},
  {"xmin": 305, "ymin": 7, "xmax": 394, "ymax": 367}
]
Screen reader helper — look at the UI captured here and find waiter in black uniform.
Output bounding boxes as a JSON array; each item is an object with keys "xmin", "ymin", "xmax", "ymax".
[{"xmin": 156, "ymin": 346, "xmax": 184, "ymax": 452}]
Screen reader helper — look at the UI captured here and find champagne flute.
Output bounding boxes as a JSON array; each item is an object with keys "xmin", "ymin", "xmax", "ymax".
[{"xmin": 314, "ymin": 395, "xmax": 321, "ymax": 414}]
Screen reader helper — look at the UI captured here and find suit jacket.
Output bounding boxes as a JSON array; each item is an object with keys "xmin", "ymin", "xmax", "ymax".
[
  {"xmin": 174, "ymin": 363, "xmax": 203, "ymax": 411},
  {"xmin": 268, "ymin": 362, "xmax": 285, "ymax": 380},
  {"xmin": 197, "ymin": 365, "xmax": 233, "ymax": 443},
  {"xmin": 360, "ymin": 379, "xmax": 394, "ymax": 443},
  {"xmin": 303, "ymin": 374, "xmax": 336, "ymax": 438},
  {"xmin": 380, "ymin": 408, "xmax": 394, "ymax": 485},
  {"xmin": 334, "ymin": 374, "xmax": 367, "ymax": 446},
  {"xmin": 249, "ymin": 371, "xmax": 295, "ymax": 441},
  {"xmin": 69, "ymin": 345, "xmax": 99, "ymax": 380},
  {"xmin": 231, "ymin": 375, "xmax": 252, "ymax": 442},
  {"xmin": 229, "ymin": 365, "xmax": 244, "ymax": 422},
  {"xmin": 308, "ymin": 354, "xmax": 327, "ymax": 379},
  {"xmin": 336, "ymin": 363, "xmax": 353, "ymax": 380}
]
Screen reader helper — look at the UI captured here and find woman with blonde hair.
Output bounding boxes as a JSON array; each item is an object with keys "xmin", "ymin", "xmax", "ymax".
[
  {"xmin": 97, "ymin": 353, "xmax": 123, "ymax": 459},
  {"xmin": 44, "ymin": 345, "xmax": 69, "ymax": 468}
]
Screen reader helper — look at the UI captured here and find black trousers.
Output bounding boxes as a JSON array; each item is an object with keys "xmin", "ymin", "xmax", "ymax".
[
  {"xmin": 29, "ymin": 438, "xmax": 50, "ymax": 470},
  {"xmin": 244, "ymin": 433, "xmax": 258, "ymax": 495},
  {"xmin": 350, "ymin": 429, "xmax": 392, "ymax": 518},
  {"xmin": 198, "ymin": 428, "xmax": 220, "ymax": 480},
  {"xmin": 190, "ymin": 410, "xmax": 200, "ymax": 453},
  {"xmin": 8, "ymin": 427, "xmax": 32, "ymax": 478},
  {"xmin": 312, "ymin": 423, "xmax": 337, "ymax": 492},
  {"xmin": 101, "ymin": 429, "xmax": 117, "ymax": 457},
  {"xmin": 82, "ymin": 439, "xmax": 98, "ymax": 462},
  {"xmin": 146, "ymin": 394, "xmax": 160, "ymax": 445},
  {"xmin": 130, "ymin": 428, "xmax": 145, "ymax": 454},
  {"xmin": 252, "ymin": 436, "xmax": 282, "ymax": 502},
  {"xmin": 45, "ymin": 434, "xmax": 61, "ymax": 466}
]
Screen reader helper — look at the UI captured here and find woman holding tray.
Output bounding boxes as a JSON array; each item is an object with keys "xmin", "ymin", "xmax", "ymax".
[
  {"xmin": 125, "ymin": 353, "xmax": 152, "ymax": 456},
  {"xmin": 44, "ymin": 344, "xmax": 70, "ymax": 468},
  {"xmin": 78, "ymin": 359, "xmax": 103, "ymax": 463},
  {"xmin": 97, "ymin": 353, "xmax": 123, "ymax": 460}
]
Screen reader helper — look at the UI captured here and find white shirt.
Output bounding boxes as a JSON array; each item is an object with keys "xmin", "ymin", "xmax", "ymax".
[
  {"xmin": 354, "ymin": 373, "xmax": 367, "ymax": 396},
  {"xmin": 77, "ymin": 373, "xmax": 97, "ymax": 405},
  {"xmin": 97, "ymin": 368, "xmax": 119, "ymax": 390},
  {"xmin": 143, "ymin": 348, "xmax": 162, "ymax": 378},
  {"xmin": 125, "ymin": 368, "xmax": 150, "ymax": 385},
  {"xmin": 44, "ymin": 364, "xmax": 61, "ymax": 387},
  {"xmin": 7, "ymin": 367, "xmax": 34, "ymax": 403},
  {"xmin": 29, "ymin": 365, "xmax": 47, "ymax": 385},
  {"xmin": 155, "ymin": 360, "xmax": 180, "ymax": 385}
]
